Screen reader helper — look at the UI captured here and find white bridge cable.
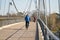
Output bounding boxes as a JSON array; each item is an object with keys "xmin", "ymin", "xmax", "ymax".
[
  {"xmin": 0, "ymin": 0, "xmax": 2, "ymax": 9},
  {"xmin": 34, "ymin": 0, "xmax": 37, "ymax": 9},
  {"xmin": 24, "ymin": 0, "xmax": 29, "ymax": 12},
  {"xmin": 27, "ymin": 0, "xmax": 32, "ymax": 11},
  {"xmin": 12, "ymin": 0, "xmax": 19, "ymax": 12},
  {"xmin": 3, "ymin": 0, "xmax": 6, "ymax": 15},
  {"xmin": 23, "ymin": 0, "xmax": 32, "ymax": 15},
  {"xmin": 23, "ymin": 0, "xmax": 29, "ymax": 15}
]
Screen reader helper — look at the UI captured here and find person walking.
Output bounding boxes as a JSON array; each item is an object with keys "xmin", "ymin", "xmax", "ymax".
[
  {"xmin": 25, "ymin": 14, "xmax": 30, "ymax": 29},
  {"xmin": 33, "ymin": 16, "xmax": 36, "ymax": 22}
]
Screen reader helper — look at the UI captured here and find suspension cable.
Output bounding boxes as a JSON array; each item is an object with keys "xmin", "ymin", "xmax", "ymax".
[
  {"xmin": 24, "ymin": 0, "xmax": 32, "ymax": 15},
  {"xmin": 0, "ymin": 0, "xmax": 2, "ymax": 9},
  {"xmin": 12, "ymin": 0, "xmax": 19, "ymax": 12},
  {"xmin": 43, "ymin": 0, "xmax": 46, "ymax": 23},
  {"xmin": 3, "ymin": 0, "xmax": 6, "ymax": 15},
  {"xmin": 58, "ymin": 0, "xmax": 60, "ymax": 14},
  {"xmin": 27, "ymin": 0, "xmax": 32, "ymax": 11},
  {"xmin": 23, "ymin": 0, "xmax": 29, "ymax": 15},
  {"xmin": 34, "ymin": 0, "xmax": 37, "ymax": 9},
  {"xmin": 24, "ymin": 0, "xmax": 29, "ymax": 12}
]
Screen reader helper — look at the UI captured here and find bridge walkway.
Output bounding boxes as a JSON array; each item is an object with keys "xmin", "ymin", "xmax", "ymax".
[{"xmin": 0, "ymin": 22, "xmax": 44, "ymax": 40}]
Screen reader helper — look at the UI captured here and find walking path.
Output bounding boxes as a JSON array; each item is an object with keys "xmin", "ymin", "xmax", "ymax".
[{"xmin": 0, "ymin": 22, "xmax": 44, "ymax": 40}]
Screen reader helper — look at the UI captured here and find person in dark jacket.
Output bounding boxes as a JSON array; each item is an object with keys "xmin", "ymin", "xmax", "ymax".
[
  {"xmin": 33, "ymin": 16, "xmax": 36, "ymax": 22},
  {"xmin": 25, "ymin": 14, "xmax": 30, "ymax": 29}
]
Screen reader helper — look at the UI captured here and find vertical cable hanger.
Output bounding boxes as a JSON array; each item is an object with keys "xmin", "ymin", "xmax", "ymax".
[
  {"xmin": 3, "ymin": 0, "xmax": 6, "ymax": 15},
  {"xmin": 58, "ymin": 0, "xmax": 60, "ymax": 14},
  {"xmin": 34, "ymin": 0, "xmax": 37, "ymax": 9},
  {"xmin": 24, "ymin": 0, "xmax": 29, "ymax": 12},
  {"xmin": 43, "ymin": 0, "xmax": 46, "ymax": 23},
  {"xmin": 23, "ymin": 0, "xmax": 29, "ymax": 15},
  {"xmin": 27, "ymin": 0, "xmax": 32, "ymax": 11},
  {"xmin": 49, "ymin": 0, "xmax": 51, "ymax": 28},
  {"xmin": 0, "ymin": 0, "xmax": 2, "ymax": 9},
  {"xmin": 25, "ymin": 0, "xmax": 32, "ymax": 15}
]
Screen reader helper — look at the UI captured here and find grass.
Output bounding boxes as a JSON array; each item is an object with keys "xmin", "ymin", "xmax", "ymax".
[{"xmin": 50, "ymin": 26, "xmax": 60, "ymax": 33}]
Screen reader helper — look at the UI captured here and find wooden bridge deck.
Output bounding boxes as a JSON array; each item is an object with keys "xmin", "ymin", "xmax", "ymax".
[{"xmin": 0, "ymin": 22, "xmax": 44, "ymax": 40}]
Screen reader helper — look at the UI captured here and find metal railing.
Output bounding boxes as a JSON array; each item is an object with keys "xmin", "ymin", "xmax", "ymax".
[
  {"xmin": 35, "ymin": 20, "xmax": 44, "ymax": 40},
  {"xmin": 0, "ymin": 18, "xmax": 24, "ymax": 27},
  {"xmin": 37, "ymin": 19, "xmax": 60, "ymax": 40}
]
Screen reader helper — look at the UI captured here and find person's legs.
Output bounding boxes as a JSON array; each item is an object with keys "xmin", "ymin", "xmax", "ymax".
[
  {"xmin": 28, "ymin": 22, "xmax": 29, "ymax": 27},
  {"xmin": 25, "ymin": 21, "xmax": 28, "ymax": 29},
  {"xmin": 27, "ymin": 21, "xmax": 29, "ymax": 29},
  {"xmin": 25, "ymin": 21, "xmax": 30, "ymax": 30},
  {"xmin": 25, "ymin": 21, "xmax": 27, "ymax": 29}
]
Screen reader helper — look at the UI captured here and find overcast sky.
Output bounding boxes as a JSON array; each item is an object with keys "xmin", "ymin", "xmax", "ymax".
[{"xmin": 0, "ymin": 0, "xmax": 59, "ymax": 15}]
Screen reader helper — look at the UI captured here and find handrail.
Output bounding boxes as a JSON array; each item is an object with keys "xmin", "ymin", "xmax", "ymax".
[
  {"xmin": 37, "ymin": 19, "xmax": 59, "ymax": 40},
  {"xmin": 35, "ymin": 22, "xmax": 39, "ymax": 40},
  {"xmin": 35, "ymin": 21, "xmax": 44, "ymax": 40},
  {"xmin": 37, "ymin": 21, "xmax": 44, "ymax": 40}
]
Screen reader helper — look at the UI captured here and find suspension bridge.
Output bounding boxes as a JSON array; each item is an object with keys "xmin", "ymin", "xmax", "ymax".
[{"xmin": 0, "ymin": 0, "xmax": 60, "ymax": 40}]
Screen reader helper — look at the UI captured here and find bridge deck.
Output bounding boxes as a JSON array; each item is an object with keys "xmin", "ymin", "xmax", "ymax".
[{"xmin": 0, "ymin": 22, "xmax": 44, "ymax": 40}]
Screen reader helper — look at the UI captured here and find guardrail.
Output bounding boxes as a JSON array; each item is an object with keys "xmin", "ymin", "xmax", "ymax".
[
  {"xmin": 35, "ymin": 21, "xmax": 44, "ymax": 40},
  {"xmin": 37, "ymin": 21, "xmax": 44, "ymax": 40},
  {"xmin": 0, "ymin": 18, "xmax": 24, "ymax": 27},
  {"xmin": 37, "ymin": 19, "xmax": 60, "ymax": 40}
]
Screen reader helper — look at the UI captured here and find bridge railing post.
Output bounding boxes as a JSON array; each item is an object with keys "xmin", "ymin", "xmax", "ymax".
[
  {"xmin": 44, "ymin": 28, "xmax": 49, "ymax": 40},
  {"xmin": 59, "ymin": 31, "xmax": 60, "ymax": 39}
]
